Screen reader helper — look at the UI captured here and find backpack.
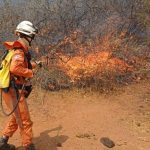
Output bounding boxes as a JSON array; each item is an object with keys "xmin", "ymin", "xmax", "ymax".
[{"xmin": 0, "ymin": 49, "xmax": 15, "ymax": 89}]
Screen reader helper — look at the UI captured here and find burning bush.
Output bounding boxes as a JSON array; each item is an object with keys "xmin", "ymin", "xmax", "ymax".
[
  {"xmin": 0, "ymin": 0, "xmax": 150, "ymax": 92},
  {"xmin": 56, "ymin": 32, "xmax": 134, "ymax": 90},
  {"xmin": 33, "ymin": 30, "xmax": 149, "ymax": 92}
]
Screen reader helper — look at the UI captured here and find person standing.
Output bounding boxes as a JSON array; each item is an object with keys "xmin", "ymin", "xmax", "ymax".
[{"xmin": 0, "ymin": 21, "xmax": 38, "ymax": 150}]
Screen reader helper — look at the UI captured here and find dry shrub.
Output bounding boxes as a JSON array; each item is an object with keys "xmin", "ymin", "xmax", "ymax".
[
  {"xmin": 0, "ymin": 0, "xmax": 150, "ymax": 92},
  {"xmin": 32, "ymin": 67, "xmax": 71, "ymax": 91},
  {"xmin": 33, "ymin": 30, "xmax": 148, "ymax": 92}
]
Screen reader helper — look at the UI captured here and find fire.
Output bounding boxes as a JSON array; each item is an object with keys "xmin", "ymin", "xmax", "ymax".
[
  {"xmin": 47, "ymin": 31, "xmax": 132, "ymax": 84},
  {"xmin": 58, "ymin": 51, "xmax": 132, "ymax": 83},
  {"xmin": 36, "ymin": 30, "xmax": 134, "ymax": 85}
]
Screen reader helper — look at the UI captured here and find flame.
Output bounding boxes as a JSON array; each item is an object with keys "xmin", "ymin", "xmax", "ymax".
[
  {"xmin": 37, "ymin": 30, "xmax": 134, "ymax": 85},
  {"xmin": 49, "ymin": 31, "xmax": 132, "ymax": 84},
  {"xmin": 58, "ymin": 51, "xmax": 132, "ymax": 83}
]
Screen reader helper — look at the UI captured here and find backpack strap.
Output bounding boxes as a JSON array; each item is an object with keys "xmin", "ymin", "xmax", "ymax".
[
  {"xmin": 25, "ymin": 51, "xmax": 32, "ymax": 69},
  {"xmin": 1, "ymin": 50, "xmax": 9, "ymax": 61},
  {"xmin": 1, "ymin": 47, "xmax": 19, "ymax": 63}
]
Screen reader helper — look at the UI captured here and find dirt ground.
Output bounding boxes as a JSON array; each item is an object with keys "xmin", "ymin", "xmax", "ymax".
[{"xmin": 0, "ymin": 80, "xmax": 150, "ymax": 150}]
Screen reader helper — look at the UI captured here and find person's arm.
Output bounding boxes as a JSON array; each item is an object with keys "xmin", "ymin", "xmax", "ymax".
[{"xmin": 10, "ymin": 51, "xmax": 33, "ymax": 78}]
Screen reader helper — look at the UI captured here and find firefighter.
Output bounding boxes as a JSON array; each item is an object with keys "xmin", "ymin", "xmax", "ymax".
[{"xmin": 0, "ymin": 21, "xmax": 38, "ymax": 150}]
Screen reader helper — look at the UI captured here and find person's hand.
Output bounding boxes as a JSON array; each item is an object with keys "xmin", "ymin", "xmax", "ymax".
[{"xmin": 35, "ymin": 61, "xmax": 42, "ymax": 68}]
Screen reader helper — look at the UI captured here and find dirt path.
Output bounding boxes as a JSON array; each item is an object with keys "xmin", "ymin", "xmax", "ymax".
[{"xmin": 0, "ymin": 81, "xmax": 150, "ymax": 150}]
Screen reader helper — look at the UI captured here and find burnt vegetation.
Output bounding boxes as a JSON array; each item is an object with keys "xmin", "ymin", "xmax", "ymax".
[{"xmin": 0, "ymin": 0, "xmax": 150, "ymax": 92}]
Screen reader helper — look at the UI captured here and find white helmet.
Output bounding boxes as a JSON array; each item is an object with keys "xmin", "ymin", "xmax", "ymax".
[{"xmin": 15, "ymin": 21, "xmax": 38, "ymax": 38}]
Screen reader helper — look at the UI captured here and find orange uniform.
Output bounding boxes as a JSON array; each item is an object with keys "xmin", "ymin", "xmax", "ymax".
[{"xmin": 2, "ymin": 40, "xmax": 36, "ymax": 148}]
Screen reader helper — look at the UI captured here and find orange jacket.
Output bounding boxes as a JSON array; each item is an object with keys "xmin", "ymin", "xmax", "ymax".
[{"xmin": 4, "ymin": 40, "xmax": 36, "ymax": 84}]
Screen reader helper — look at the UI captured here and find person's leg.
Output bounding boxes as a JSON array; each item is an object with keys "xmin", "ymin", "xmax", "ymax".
[
  {"xmin": 18, "ymin": 93, "xmax": 35, "ymax": 149},
  {"xmin": 0, "ymin": 88, "xmax": 18, "ymax": 149},
  {"xmin": 2, "ymin": 88, "xmax": 19, "ymax": 137},
  {"xmin": 2, "ymin": 115, "xmax": 18, "ymax": 137}
]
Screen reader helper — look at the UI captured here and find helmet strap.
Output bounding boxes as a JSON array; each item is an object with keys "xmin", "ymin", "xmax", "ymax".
[
  {"xmin": 19, "ymin": 34, "xmax": 33, "ymax": 46},
  {"xmin": 24, "ymin": 37, "xmax": 32, "ymax": 46},
  {"xmin": 24, "ymin": 35, "xmax": 35, "ymax": 46}
]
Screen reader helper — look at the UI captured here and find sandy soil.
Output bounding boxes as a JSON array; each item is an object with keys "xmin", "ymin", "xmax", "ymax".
[{"xmin": 0, "ymin": 81, "xmax": 150, "ymax": 150}]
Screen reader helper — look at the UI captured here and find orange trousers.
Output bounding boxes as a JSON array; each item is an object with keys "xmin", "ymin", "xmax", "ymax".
[{"xmin": 1, "ymin": 88, "xmax": 33, "ymax": 147}]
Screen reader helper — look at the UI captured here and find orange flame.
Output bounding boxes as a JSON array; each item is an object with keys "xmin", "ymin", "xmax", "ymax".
[
  {"xmin": 58, "ymin": 51, "xmax": 132, "ymax": 83},
  {"xmin": 37, "ymin": 30, "xmax": 134, "ymax": 84},
  {"xmin": 49, "ymin": 31, "xmax": 132, "ymax": 83}
]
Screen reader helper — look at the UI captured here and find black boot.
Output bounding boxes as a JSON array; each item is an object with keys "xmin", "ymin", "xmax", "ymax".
[
  {"xmin": 0, "ymin": 136, "xmax": 16, "ymax": 150},
  {"xmin": 26, "ymin": 144, "xmax": 35, "ymax": 150}
]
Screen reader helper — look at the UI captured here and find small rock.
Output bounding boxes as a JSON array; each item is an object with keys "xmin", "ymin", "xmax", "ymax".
[
  {"xmin": 100, "ymin": 137, "xmax": 115, "ymax": 148},
  {"xmin": 136, "ymin": 122, "xmax": 141, "ymax": 127},
  {"xmin": 139, "ymin": 105, "xmax": 144, "ymax": 108},
  {"xmin": 57, "ymin": 142, "xmax": 62, "ymax": 147}
]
